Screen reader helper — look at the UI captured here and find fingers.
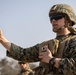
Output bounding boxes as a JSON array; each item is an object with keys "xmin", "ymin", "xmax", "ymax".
[
  {"xmin": 0, "ymin": 29, "xmax": 3, "ymax": 37},
  {"xmin": 39, "ymin": 47, "xmax": 53, "ymax": 62},
  {"xmin": 39, "ymin": 52, "xmax": 43, "ymax": 59},
  {"xmin": 38, "ymin": 55, "xmax": 43, "ymax": 59}
]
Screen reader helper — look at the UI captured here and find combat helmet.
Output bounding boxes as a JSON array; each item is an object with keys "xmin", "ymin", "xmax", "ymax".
[
  {"xmin": 49, "ymin": 4, "xmax": 76, "ymax": 25},
  {"xmin": 18, "ymin": 61, "xmax": 30, "ymax": 69}
]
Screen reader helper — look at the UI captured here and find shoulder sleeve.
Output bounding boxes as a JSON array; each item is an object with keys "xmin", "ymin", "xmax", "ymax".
[
  {"xmin": 6, "ymin": 39, "xmax": 58, "ymax": 63},
  {"xmin": 6, "ymin": 43, "xmax": 40, "ymax": 62}
]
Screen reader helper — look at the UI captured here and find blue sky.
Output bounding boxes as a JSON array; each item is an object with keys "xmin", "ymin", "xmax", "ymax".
[{"xmin": 0, "ymin": 0, "xmax": 76, "ymax": 58}]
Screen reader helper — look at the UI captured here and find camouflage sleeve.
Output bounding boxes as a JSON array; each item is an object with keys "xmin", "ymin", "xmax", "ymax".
[
  {"xmin": 6, "ymin": 43, "xmax": 40, "ymax": 62},
  {"xmin": 58, "ymin": 38, "xmax": 76, "ymax": 75},
  {"xmin": 6, "ymin": 39, "xmax": 57, "ymax": 62}
]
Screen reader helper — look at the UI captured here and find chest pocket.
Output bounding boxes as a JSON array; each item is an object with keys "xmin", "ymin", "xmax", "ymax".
[
  {"xmin": 54, "ymin": 35, "xmax": 76, "ymax": 58},
  {"xmin": 34, "ymin": 35, "xmax": 76, "ymax": 75}
]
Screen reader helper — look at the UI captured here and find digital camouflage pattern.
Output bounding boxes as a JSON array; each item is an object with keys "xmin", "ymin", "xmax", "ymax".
[
  {"xmin": 7, "ymin": 27, "xmax": 76, "ymax": 75},
  {"xmin": 49, "ymin": 4, "xmax": 76, "ymax": 25},
  {"xmin": 6, "ymin": 4, "xmax": 76, "ymax": 75}
]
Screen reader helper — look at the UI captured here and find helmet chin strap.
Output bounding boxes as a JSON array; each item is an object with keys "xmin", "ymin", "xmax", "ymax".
[
  {"xmin": 53, "ymin": 22, "xmax": 69, "ymax": 32},
  {"xmin": 57, "ymin": 20, "xmax": 70, "ymax": 31},
  {"xmin": 57, "ymin": 26, "xmax": 65, "ymax": 30},
  {"xmin": 56, "ymin": 24, "xmax": 67, "ymax": 31}
]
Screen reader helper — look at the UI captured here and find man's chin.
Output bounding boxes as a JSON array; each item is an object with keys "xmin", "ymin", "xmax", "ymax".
[
  {"xmin": 53, "ymin": 29, "xmax": 58, "ymax": 32},
  {"xmin": 53, "ymin": 27, "xmax": 62, "ymax": 32}
]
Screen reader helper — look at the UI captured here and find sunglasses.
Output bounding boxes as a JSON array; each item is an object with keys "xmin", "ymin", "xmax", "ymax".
[
  {"xmin": 49, "ymin": 14, "xmax": 64, "ymax": 21},
  {"xmin": 19, "ymin": 62, "xmax": 25, "ymax": 64}
]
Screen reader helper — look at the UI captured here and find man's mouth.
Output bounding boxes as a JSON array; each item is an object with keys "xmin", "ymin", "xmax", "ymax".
[{"xmin": 53, "ymin": 24, "xmax": 58, "ymax": 27}]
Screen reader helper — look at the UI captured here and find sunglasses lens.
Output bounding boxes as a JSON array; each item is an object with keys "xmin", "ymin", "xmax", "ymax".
[
  {"xmin": 50, "ymin": 14, "xmax": 64, "ymax": 21},
  {"xmin": 19, "ymin": 62, "xmax": 25, "ymax": 64}
]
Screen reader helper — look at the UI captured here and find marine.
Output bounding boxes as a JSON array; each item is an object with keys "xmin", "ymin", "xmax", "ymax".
[
  {"xmin": 18, "ymin": 61, "xmax": 33, "ymax": 75},
  {"xmin": 0, "ymin": 4, "xmax": 76, "ymax": 75}
]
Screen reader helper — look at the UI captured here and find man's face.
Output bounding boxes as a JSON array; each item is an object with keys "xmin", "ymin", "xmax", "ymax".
[
  {"xmin": 20, "ymin": 63, "xmax": 27, "ymax": 69},
  {"xmin": 49, "ymin": 14, "xmax": 65, "ymax": 32}
]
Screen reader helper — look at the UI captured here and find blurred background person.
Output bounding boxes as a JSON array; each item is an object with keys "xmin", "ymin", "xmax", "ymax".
[{"xmin": 18, "ymin": 61, "xmax": 33, "ymax": 75}]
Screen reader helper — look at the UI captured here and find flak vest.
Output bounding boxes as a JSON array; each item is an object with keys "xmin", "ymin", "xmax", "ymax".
[{"xmin": 33, "ymin": 26, "xmax": 76, "ymax": 75}]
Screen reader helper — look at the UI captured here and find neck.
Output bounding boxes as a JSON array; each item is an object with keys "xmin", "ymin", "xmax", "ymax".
[{"xmin": 56, "ymin": 28, "xmax": 70, "ymax": 36}]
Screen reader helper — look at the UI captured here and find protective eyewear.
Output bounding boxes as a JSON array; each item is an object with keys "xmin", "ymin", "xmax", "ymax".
[
  {"xmin": 49, "ymin": 14, "xmax": 64, "ymax": 21},
  {"xmin": 19, "ymin": 62, "xmax": 25, "ymax": 64}
]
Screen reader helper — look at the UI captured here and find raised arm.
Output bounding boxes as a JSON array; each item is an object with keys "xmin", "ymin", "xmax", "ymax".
[
  {"xmin": 0, "ymin": 29, "xmax": 40, "ymax": 62},
  {"xmin": 0, "ymin": 29, "xmax": 11, "ymax": 51}
]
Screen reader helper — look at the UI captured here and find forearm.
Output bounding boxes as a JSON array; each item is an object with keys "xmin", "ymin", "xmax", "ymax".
[
  {"xmin": 7, "ymin": 43, "xmax": 40, "ymax": 62},
  {"xmin": 0, "ymin": 36, "xmax": 11, "ymax": 51}
]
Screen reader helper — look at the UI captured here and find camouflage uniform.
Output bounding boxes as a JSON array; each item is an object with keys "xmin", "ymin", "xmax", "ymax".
[{"xmin": 6, "ymin": 4, "xmax": 76, "ymax": 75}]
